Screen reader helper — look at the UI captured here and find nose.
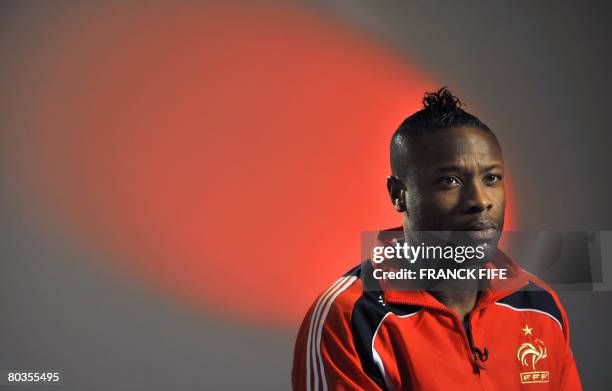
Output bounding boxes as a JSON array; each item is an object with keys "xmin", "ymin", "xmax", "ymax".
[{"xmin": 464, "ymin": 180, "xmax": 492, "ymax": 213}]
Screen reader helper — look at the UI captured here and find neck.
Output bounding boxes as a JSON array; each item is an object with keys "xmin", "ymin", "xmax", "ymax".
[
  {"xmin": 402, "ymin": 220, "xmax": 482, "ymax": 320},
  {"xmin": 428, "ymin": 279, "xmax": 480, "ymax": 321}
]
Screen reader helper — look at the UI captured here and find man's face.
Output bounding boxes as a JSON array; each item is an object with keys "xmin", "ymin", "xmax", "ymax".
[{"xmin": 391, "ymin": 126, "xmax": 505, "ymax": 247}]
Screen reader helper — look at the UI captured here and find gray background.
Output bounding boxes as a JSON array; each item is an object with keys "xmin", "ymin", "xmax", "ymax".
[{"xmin": 1, "ymin": 1, "xmax": 611, "ymax": 390}]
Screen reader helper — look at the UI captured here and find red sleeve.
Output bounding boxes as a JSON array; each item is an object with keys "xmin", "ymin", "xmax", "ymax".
[
  {"xmin": 557, "ymin": 299, "xmax": 582, "ymax": 390},
  {"xmin": 292, "ymin": 277, "xmax": 384, "ymax": 391},
  {"xmin": 559, "ymin": 347, "xmax": 581, "ymax": 391},
  {"xmin": 525, "ymin": 274, "xmax": 582, "ymax": 390}
]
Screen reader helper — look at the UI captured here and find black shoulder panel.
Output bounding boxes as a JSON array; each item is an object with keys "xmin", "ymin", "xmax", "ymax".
[
  {"xmin": 497, "ymin": 282, "xmax": 564, "ymax": 330},
  {"xmin": 351, "ymin": 287, "xmax": 421, "ymax": 390},
  {"xmin": 343, "ymin": 263, "xmax": 363, "ymax": 277}
]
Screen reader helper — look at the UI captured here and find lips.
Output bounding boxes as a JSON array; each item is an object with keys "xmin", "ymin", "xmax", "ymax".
[{"xmin": 462, "ymin": 221, "xmax": 499, "ymax": 242}]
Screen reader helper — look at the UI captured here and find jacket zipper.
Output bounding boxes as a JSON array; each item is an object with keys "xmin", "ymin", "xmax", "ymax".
[
  {"xmin": 385, "ymin": 280, "xmax": 530, "ymax": 371},
  {"xmin": 451, "ymin": 311, "xmax": 481, "ymax": 371},
  {"xmin": 464, "ymin": 313, "xmax": 488, "ymax": 364}
]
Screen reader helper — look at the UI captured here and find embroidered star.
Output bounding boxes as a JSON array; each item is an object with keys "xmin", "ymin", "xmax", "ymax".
[{"xmin": 522, "ymin": 324, "xmax": 533, "ymax": 336}]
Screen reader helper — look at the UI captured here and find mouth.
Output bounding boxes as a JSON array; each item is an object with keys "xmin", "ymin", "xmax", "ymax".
[{"xmin": 461, "ymin": 221, "xmax": 499, "ymax": 242}]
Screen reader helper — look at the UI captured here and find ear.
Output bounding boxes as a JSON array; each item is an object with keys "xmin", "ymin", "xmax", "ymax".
[{"xmin": 387, "ymin": 175, "xmax": 407, "ymax": 213}]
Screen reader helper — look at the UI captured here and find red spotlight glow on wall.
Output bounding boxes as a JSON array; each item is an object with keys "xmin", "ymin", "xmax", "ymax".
[{"xmin": 8, "ymin": 2, "xmax": 515, "ymax": 327}]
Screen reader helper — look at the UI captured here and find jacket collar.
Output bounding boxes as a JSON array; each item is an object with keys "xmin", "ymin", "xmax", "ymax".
[{"xmin": 372, "ymin": 227, "xmax": 531, "ymax": 311}]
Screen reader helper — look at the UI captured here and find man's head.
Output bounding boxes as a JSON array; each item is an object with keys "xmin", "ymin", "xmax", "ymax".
[{"xmin": 388, "ymin": 87, "xmax": 505, "ymax": 248}]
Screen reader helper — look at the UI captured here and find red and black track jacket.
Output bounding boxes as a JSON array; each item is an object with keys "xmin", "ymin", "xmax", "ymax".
[{"xmin": 292, "ymin": 250, "xmax": 582, "ymax": 390}]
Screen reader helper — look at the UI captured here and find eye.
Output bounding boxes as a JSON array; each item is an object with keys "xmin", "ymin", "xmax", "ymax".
[
  {"xmin": 484, "ymin": 174, "xmax": 502, "ymax": 184},
  {"xmin": 439, "ymin": 176, "xmax": 461, "ymax": 187}
]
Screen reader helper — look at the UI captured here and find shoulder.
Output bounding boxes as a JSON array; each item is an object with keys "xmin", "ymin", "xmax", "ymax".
[
  {"xmin": 299, "ymin": 261, "xmax": 423, "ymax": 336},
  {"xmin": 297, "ymin": 261, "xmax": 387, "ymax": 339},
  {"xmin": 495, "ymin": 272, "xmax": 571, "ymax": 339},
  {"xmin": 292, "ymin": 265, "xmax": 365, "ymax": 374},
  {"xmin": 309, "ymin": 266, "xmax": 365, "ymax": 327}
]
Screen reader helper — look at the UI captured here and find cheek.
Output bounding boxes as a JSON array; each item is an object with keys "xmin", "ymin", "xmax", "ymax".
[
  {"xmin": 411, "ymin": 191, "xmax": 460, "ymax": 227},
  {"xmin": 430, "ymin": 191, "xmax": 462, "ymax": 213},
  {"xmin": 488, "ymin": 187, "xmax": 506, "ymax": 224},
  {"xmin": 493, "ymin": 187, "xmax": 506, "ymax": 211},
  {"xmin": 408, "ymin": 181, "xmax": 461, "ymax": 214}
]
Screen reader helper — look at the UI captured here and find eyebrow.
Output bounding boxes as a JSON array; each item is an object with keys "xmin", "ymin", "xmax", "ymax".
[
  {"xmin": 432, "ymin": 163, "xmax": 504, "ymax": 174},
  {"xmin": 479, "ymin": 163, "xmax": 504, "ymax": 173}
]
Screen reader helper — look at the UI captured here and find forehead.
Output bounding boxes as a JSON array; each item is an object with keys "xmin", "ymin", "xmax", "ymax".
[{"xmin": 408, "ymin": 127, "xmax": 503, "ymax": 171}]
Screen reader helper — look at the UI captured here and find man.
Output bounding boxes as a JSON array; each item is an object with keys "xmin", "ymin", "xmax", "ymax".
[{"xmin": 292, "ymin": 88, "xmax": 582, "ymax": 390}]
